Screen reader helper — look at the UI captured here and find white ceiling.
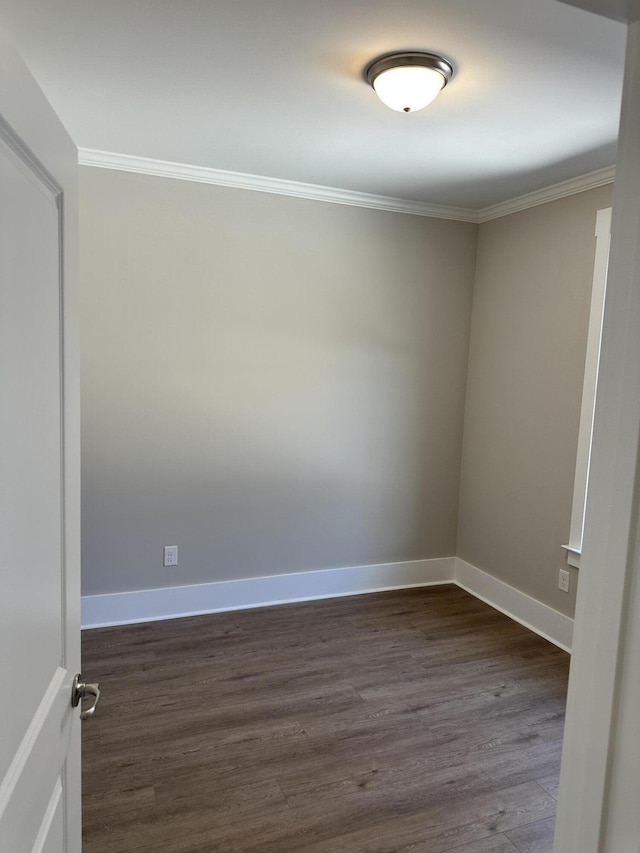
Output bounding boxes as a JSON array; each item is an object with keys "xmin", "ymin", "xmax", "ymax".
[
  {"xmin": 559, "ymin": 0, "xmax": 639, "ymax": 23},
  {"xmin": 0, "ymin": 0, "xmax": 627, "ymax": 209}
]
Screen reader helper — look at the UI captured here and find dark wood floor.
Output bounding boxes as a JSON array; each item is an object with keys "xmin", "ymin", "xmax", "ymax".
[{"xmin": 81, "ymin": 585, "xmax": 569, "ymax": 853}]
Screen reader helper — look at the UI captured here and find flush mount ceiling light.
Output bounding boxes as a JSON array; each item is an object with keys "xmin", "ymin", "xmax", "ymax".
[{"xmin": 365, "ymin": 51, "xmax": 453, "ymax": 113}]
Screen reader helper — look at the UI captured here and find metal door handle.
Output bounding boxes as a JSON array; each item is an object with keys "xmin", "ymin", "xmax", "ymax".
[{"xmin": 72, "ymin": 674, "xmax": 101, "ymax": 720}]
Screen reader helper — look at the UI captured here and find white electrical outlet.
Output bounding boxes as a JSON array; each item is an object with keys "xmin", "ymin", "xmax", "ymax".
[
  {"xmin": 163, "ymin": 545, "xmax": 178, "ymax": 567},
  {"xmin": 558, "ymin": 568, "xmax": 570, "ymax": 593}
]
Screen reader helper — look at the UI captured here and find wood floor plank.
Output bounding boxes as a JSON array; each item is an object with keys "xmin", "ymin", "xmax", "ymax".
[
  {"xmin": 82, "ymin": 586, "xmax": 569, "ymax": 852},
  {"xmin": 535, "ymin": 775, "xmax": 560, "ymax": 801},
  {"xmin": 332, "ymin": 782, "xmax": 556, "ymax": 853},
  {"xmin": 441, "ymin": 834, "xmax": 519, "ymax": 852},
  {"xmin": 505, "ymin": 815, "xmax": 556, "ymax": 852}
]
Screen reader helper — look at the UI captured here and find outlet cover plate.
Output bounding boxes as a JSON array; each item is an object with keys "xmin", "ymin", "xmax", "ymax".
[{"xmin": 163, "ymin": 545, "xmax": 178, "ymax": 567}]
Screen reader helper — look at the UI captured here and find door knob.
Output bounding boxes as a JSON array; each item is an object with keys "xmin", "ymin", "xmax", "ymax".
[{"xmin": 71, "ymin": 674, "xmax": 101, "ymax": 720}]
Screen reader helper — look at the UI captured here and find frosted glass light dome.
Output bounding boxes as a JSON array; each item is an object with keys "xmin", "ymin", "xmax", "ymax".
[
  {"xmin": 373, "ymin": 65, "xmax": 446, "ymax": 112},
  {"xmin": 365, "ymin": 52, "xmax": 453, "ymax": 113}
]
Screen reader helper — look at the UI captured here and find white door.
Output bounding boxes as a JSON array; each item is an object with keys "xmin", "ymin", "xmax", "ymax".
[{"xmin": 0, "ymin": 27, "xmax": 81, "ymax": 853}]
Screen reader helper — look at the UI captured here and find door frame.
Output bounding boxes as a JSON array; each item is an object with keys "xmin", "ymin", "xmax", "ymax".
[{"xmin": 554, "ymin": 14, "xmax": 640, "ymax": 852}]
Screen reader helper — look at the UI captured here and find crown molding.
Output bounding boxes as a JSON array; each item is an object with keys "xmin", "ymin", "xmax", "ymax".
[
  {"xmin": 78, "ymin": 148, "xmax": 616, "ymax": 224},
  {"xmin": 77, "ymin": 148, "xmax": 478, "ymax": 223},
  {"xmin": 477, "ymin": 165, "xmax": 616, "ymax": 223}
]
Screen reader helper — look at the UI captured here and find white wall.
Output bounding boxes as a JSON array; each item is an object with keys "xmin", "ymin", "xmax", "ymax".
[
  {"xmin": 80, "ymin": 165, "xmax": 612, "ymax": 623},
  {"xmin": 457, "ymin": 184, "xmax": 614, "ymax": 616},
  {"xmin": 79, "ymin": 166, "xmax": 478, "ymax": 596}
]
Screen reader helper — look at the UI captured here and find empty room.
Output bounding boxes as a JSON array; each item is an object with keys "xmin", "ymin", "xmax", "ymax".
[{"xmin": 3, "ymin": 1, "xmax": 640, "ymax": 852}]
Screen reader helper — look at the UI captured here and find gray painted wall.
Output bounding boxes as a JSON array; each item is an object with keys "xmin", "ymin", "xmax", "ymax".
[
  {"xmin": 79, "ymin": 167, "xmax": 478, "ymax": 595},
  {"xmin": 457, "ymin": 184, "xmax": 614, "ymax": 616}
]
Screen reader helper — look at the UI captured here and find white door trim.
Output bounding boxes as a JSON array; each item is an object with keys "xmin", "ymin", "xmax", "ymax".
[{"xmin": 554, "ymin": 18, "xmax": 640, "ymax": 853}]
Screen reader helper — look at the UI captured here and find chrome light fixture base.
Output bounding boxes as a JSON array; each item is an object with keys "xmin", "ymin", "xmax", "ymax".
[{"xmin": 365, "ymin": 51, "xmax": 453, "ymax": 87}]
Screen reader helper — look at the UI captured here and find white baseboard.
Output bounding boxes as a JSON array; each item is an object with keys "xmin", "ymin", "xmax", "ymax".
[
  {"xmin": 81, "ymin": 555, "xmax": 574, "ymax": 652},
  {"xmin": 454, "ymin": 558, "xmax": 573, "ymax": 653},
  {"xmin": 81, "ymin": 557, "xmax": 455, "ymax": 629}
]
